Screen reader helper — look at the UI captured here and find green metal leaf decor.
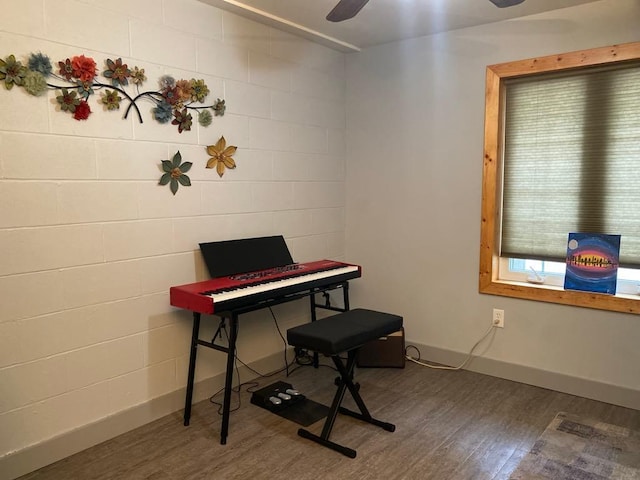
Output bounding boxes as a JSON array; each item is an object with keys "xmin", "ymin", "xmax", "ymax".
[{"xmin": 159, "ymin": 151, "xmax": 192, "ymax": 195}]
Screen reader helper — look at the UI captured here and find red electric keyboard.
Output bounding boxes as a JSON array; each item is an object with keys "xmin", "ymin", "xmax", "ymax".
[
  {"xmin": 172, "ymin": 236, "xmax": 362, "ymax": 446},
  {"xmin": 170, "ymin": 259, "xmax": 361, "ymax": 315}
]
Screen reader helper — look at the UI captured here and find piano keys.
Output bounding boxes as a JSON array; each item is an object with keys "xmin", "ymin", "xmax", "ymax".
[{"xmin": 170, "ymin": 259, "xmax": 361, "ymax": 314}]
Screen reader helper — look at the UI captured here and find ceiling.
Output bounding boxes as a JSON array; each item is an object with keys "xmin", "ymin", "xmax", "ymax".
[{"xmin": 198, "ymin": 0, "xmax": 603, "ymax": 52}]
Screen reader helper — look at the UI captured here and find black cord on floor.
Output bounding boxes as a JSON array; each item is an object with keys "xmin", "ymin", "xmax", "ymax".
[
  {"xmin": 209, "ymin": 309, "xmax": 333, "ymax": 414},
  {"xmin": 207, "ymin": 308, "xmax": 349, "ymax": 414},
  {"xmin": 405, "ymin": 344, "xmax": 421, "ymax": 361}
]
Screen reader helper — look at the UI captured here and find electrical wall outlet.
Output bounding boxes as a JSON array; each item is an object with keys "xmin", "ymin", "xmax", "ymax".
[{"xmin": 492, "ymin": 308, "xmax": 504, "ymax": 328}]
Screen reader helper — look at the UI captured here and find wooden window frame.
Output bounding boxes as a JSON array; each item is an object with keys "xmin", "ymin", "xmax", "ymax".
[{"xmin": 479, "ymin": 41, "xmax": 640, "ymax": 314}]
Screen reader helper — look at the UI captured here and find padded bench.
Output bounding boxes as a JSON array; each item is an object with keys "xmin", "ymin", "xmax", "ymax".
[{"xmin": 287, "ymin": 308, "xmax": 403, "ymax": 458}]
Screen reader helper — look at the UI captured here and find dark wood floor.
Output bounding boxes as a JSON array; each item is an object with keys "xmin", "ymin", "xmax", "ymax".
[{"xmin": 19, "ymin": 361, "xmax": 640, "ymax": 480}]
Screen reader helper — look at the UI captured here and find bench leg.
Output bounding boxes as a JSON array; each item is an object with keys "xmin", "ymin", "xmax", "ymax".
[
  {"xmin": 298, "ymin": 427, "xmax": 357, "ymax": 458},
  {"xmin": 297, "ymin": 349, "xmax": 395, "ymax": 458}
]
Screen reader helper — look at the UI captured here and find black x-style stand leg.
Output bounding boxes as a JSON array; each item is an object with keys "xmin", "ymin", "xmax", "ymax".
[
  {"xmin": 183, "ymin": 312, "xmax": 200, "ymax": 427},
  {"xmin": 297, "ymin": 349, "xmax": 395, "ymax": 458},
  {"xmin": 219, "ymin": 313, "xmax": 238, "ymax": 444},
  {"xmin": 183, "ymin": 312, "xmax": 238, "ymax": 446}
]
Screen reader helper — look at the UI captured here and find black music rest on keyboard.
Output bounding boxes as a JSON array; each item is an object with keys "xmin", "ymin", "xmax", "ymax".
[{"xmin": 199, "ymin": 235, "xmax": 294, "ymax": 278}]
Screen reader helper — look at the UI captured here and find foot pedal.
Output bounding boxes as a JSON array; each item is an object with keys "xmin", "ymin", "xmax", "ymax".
[{"xmin": 250, "ymin": 381, "xmax": 305, "ymax": 412}]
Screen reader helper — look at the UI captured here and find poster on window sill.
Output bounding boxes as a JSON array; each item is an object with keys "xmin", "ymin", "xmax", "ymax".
[{"xmin": 564, "ymin": 233, "xmax": 621, "ymax": 295}]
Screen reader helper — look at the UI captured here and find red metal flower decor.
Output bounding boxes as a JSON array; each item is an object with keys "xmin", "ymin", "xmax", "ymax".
[{"xmin": 0, "ymin": 52, "xmax": 226, "ymax": 133}]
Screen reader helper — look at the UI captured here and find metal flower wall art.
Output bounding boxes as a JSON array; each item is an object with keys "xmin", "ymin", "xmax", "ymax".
[
  {"xmin": 159, "ymin": 151, "xmax": 192, "ymax": 195},
  {"xmin": 159, "ymin": 138, "xmax": 238, "ymax": 195},
  {"xmin": 206, "ymin": 136, "xmax": 237, "ymax": 177},
  {"xmin": 0, "ymin": 52, "xmax": 226, "ymax": 132}
]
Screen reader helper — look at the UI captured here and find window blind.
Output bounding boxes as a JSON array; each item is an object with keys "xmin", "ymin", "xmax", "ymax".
[{"xmin": 500, "ymin": 63, "xmax": 640, "ymax": 267}]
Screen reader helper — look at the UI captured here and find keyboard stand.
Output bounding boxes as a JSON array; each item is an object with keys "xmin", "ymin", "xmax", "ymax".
[{"xmin": 182, "ymin": 280, "xmax": 352, "ymax": 445}]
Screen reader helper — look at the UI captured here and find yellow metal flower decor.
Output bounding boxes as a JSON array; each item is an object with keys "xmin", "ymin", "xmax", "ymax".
[{"xmin": 206, "ymin": 136, "xmax": 237, "ymax": 177}]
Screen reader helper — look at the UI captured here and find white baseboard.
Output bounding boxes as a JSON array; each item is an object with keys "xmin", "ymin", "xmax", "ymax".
[
  {"xmin": 0, "ymin": 351, "xmax": 288, "ymax": 480},
  {"xmin": 409, "ymin": 341, "xmax": 640, "ymax": 411}
]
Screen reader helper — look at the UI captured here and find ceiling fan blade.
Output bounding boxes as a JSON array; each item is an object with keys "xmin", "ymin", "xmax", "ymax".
[
  {"xmin": 326, "ymin": 0, "xmax": 370, "ymax": 22},
  {"xmin": 488, "ymin": 0, "xmax": 525, "ymax": 7}
]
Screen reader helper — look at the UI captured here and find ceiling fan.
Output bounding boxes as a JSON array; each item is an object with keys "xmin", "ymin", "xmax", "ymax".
[{"xmin": 326, "ymin": 0, "xmax": 526, "ymax": 22}]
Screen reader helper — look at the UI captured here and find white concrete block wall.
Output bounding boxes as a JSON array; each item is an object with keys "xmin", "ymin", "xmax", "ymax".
[{"xmin": 0, "ymin": 0, "xmax": 346, "ymax": 463}]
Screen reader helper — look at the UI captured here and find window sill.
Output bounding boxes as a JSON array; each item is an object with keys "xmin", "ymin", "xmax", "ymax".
[{"xmin": 479, "ymin": 277, "xmax": 640, "ymax": 314}]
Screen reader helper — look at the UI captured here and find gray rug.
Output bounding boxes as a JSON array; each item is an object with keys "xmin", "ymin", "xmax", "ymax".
[{"xmin": 511, "ymin": 412, "xmax": 640, "ymax": 479}]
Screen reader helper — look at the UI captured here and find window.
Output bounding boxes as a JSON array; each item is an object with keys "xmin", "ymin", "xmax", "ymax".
[{"xmin": 479, "ymin": 41, "xmax": 640, "ymax": 314}]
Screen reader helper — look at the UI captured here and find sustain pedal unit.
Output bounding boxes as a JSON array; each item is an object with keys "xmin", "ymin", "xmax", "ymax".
[{"xmin": 250, "ymin": 381, "xmax": 305, "ymax": 412}]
